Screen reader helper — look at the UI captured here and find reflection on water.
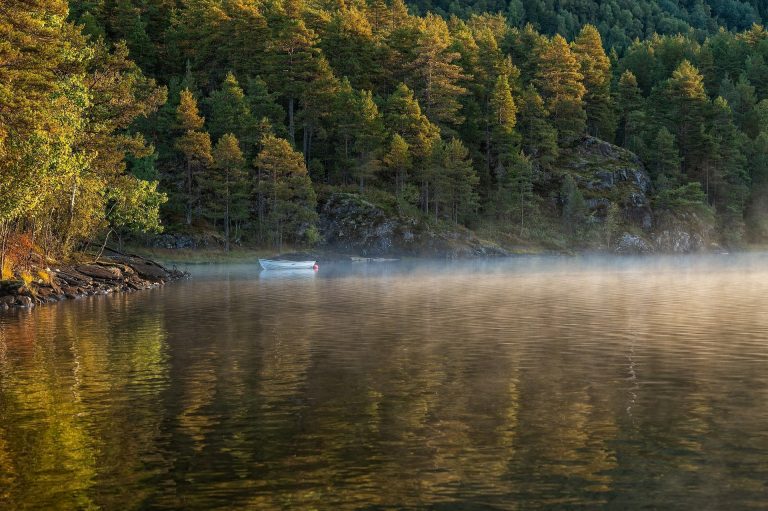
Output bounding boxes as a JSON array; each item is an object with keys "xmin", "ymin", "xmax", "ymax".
[{"xmin": 2, "ymin": 255, "xmax": 768, "ymax": 509}]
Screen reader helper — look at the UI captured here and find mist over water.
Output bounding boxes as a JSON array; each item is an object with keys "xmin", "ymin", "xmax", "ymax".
[{"xmin": 2, "ymin": 255, "xmax": 768, "ymax": 509}]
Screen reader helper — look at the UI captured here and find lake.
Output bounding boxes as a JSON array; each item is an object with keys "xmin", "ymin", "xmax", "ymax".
[{"xmin": 2, "ymin": 255, "xmax": 768, "ymax": 509}]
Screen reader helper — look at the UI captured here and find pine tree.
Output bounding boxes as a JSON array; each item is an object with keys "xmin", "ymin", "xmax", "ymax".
[
  {"xmin": 746, "ymin": 54, "xmax": 768, "ymax": 99},
  {"xmin": 534, "ymin": 34, "xmax": 587, "ymax": 140},
  {"xmin": 660, "ymin": 60, "xmax": 711, "ymax": 178},
  {"xmin": 571, "ymin": 25, "xmax": 615, "ymax": 140},
  {"xmin": 493, "ymin": 152, "xmax": 535, "ymax": 235},
  {"xmin": 206, "ymin": 72, "xmax": 256, "ymax": 152},
  {"xmin": 745, "ymin": 131, "xmax": 768, "ymax": 238},
  {"xmin": 175, "ymin": 89, "xmax": 213, "ymax": 225},
  {"xmin": 709, "ymin": 96, "xmax": 749, "ymax": 242},
  {"xmin": 649, "ymin": 127, "xmax": 682, "ymax": 191},
  {"xmin": 430, "ymin": 138, "xmax": 479, "ymax": 223},
  {"xmin": 489, "ymin": 74, "xmax": 518, "ymax": 146},
  {"xmin": 246, "ymin": 76, "xmax": 287, "ymax": 137},
  {"xmin": 333, "ymin": 80, "xmax": 385, "ymax": 187},
  {"xmin": 561, "ymin": 174, "xmax": 587, "ymax": 238},
  {"xmin": 205, "ymin": 133, "xmax": 248, "ymax": 251},
  {"xmin": 488, "ymin": 73, "xmax": 520, "ymax": 190},
  {"xmin": 384, "ymin": 83, "xmax": 441, "ymax": 161},
  {"xmin": 383, "ymin": 134, "xmax": 413, "ymax": 199},
  {"xmin": 384, "ymin": 83, "xmax": 441, "ymax": 209},
  {"xmin": 254, "ymin": 134, "xmax": 318, "ymax": 250},
  {"xmin": 517, "ymin": 85, "xmax": 559, "ymax": 168},
  {"xmin": 320, "ymin": 6, "xmax": 379, "ymax": 90},
  {"xmin": 365, "ymin": 0, "xmax": 390, "ymax": 35},
  {"xmin": 108, "ymin": 0, "xmax": 156, "ymax": 72},
  {"xmin": 616, "ymin": 70, "xmax": 645, "ymax": 147},
  {"xmin": 264, "ymin": 12, "xmax": 322, "ymax": 144},
  {"xmin": 298, "ymin": 56, "xmax": 340, "ymax": 164},
  {"xmin": 408, "ymin": 14, "xmax": 467, "ymax": 130}
]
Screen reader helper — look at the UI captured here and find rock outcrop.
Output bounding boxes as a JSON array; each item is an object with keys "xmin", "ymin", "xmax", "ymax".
[
  {"xmin": 319, "ymin": 193, "xmax": 508, "ymax": 258},
  {"xmin": 0, "ymin": 252, "xmax": 187, "ymax": 313},
  {"xmin": 562, "ymin": 136, "xmax": 654, "ymax": 231}
]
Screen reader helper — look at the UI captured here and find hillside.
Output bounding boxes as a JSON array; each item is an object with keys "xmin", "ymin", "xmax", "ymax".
[
  {"xmin": 409, "ymin": 0, "xmax": 765, "ymax": 49},
  {"xmin": 4, "ymin": 0, "xmax": 768, "ymax": 275}
]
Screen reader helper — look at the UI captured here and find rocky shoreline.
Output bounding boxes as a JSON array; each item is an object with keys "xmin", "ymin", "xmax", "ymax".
[{"xmin": 0, "ymin": 251, "xmax": 188, "ymax": 313}]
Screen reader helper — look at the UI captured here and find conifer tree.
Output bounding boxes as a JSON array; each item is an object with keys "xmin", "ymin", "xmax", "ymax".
[
  {"xmin": 246, "ymin": 77, "xmax": 287, "ymax": 137},
  {"xmin": 175, "ymin": 89, "xmax": 213, "ymax": 225},
  {"xmin": 493, "ymin": 152, "xmax": 535, "ymax": 234},
  {"xmin": 561, "ymin": 174, "xmax": 587, "ymax": 237},
  {"xmin": 616, "ymin": 70, "xmax": 645, "ymax": 147},
  {"xmin": 488, "ymin": 73, "xmax": 520, "ymax": 189},
  {"xmin": 571, "ymin": 25, "xmax": 615, "ymax": 140},
  {"xmin": 384, "ymin": 83, "xmax": 441, "ymax": 208},
  {"xmin": 254, "ymin": 134, "xmax": 318, "ymax": 250},
  {"xmin": 534, "ymin": 34, "xmax": 587, "ymax": 140},
  {"xmin": 206, "ymin": 134, "xmax": 248, "ymax": 251},
  {"xmin": 384, "ymin": 83, "xmax": 441, "ymax": 161},
  {"xmin": 660, "ymin": 60, "xmax": 711, "ymax": 177},
  {"xmin": 709, "ymin": 97, "xmax": 749, "ymax": 241},
  {"xmin": 108, "ymin": 0, "xmax": 156, "ymax": 72},
  {"xmin": 383, "ymin": 134, "xmax": 413, "ymax": 199},
  {"xmin": 408, "ymin": 14, "xmax": 467, "ymax": 130},
  {"xmin": 264, "ymin": 13, "xmax": 322, "ymax": 144},
  {"xmin": 320, "ymin": 6, "xmax": 379, "ymax": 90},
  {"xmin": 333, "ymin": 81, "xmax": 385, "ymax": 187},
  {"xmin": 517, "ymin": 85, "xmax": 559, "ymax": 167},
  {"xmin": 649, "ymin": 127, "xmax": 682, "ymax": 191},
  {"xmin": 430, "ymin": 138, "xmax": 479, "ymax": 223},
  {"xmin": 206, "ymin": 72, "xmax": 256, "ymax": 151},
  {"xmin": 299, "ymin": 56, "xmax": 340, "ymax": 164}
]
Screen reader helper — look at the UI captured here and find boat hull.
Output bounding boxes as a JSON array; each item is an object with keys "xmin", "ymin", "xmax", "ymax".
[{"xmin": 259, "ymin": 259, "xmax": 316, "ymax": 270}]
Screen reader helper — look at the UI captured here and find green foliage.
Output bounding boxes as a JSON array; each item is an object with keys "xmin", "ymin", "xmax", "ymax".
[
  {"xmin": 561, "ymin": 175, "xmax": 587, "ymax": 237},
  {"xmin": 107, "ymin": 176, "xmax": 167, "ymax": 235},
  {"xmin": 254, "ymin": 134, "xmax": 318, "ymax": 249},
  {"xmin": 0, "ymin": 0, "xmax": 166, "ymax": 256},
  {"xmin": 205, "ymin": 133, "xmax": 249, "ymax": 251},
  {"xmin": 9, "ymin": 0, "xmax": 768, "ymax": 254},
  {"xmin": 429, "ymin": 138, "xmax": 479, "ymax": 223},
  {"xmin": 535, "ymin": 35, "xmax": 586, "ymax": 140}
]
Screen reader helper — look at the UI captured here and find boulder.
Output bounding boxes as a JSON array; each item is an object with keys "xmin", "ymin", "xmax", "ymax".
[
  {"xmin": 127, "ymin": 262, "xmax": 169, "ymax": 282},
  {"xmin": 76, "ymin": 264, "xmax": 122, "ymax": 281},
  {"xmin": 655, "ymin": 229, "xmax": 706, "ymax": 253},
  {"xmin": 15, "ymin": 296, "xmax": 33, "ymax": 307},
  {"xmin": 615, "ymin": 233, "xmax": 654, "ymax": 254}
]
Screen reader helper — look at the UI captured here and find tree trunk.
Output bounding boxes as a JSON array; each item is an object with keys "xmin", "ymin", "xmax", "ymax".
[
  {"xmin": 225, "ymin": 208, "xmax": 230, "ymax": 251},
  {"xmin": 95, "ymin": 229, "xmax": 113, "ymax": 262},
  {"xmin": 225, "ymin": 170, "xmax": 231, "ymax": 252},
  {"xmin": 288, "ymin": 97, "xmax": 295, "ymax": 144},
  {"xmin": 0, "ymin": 220, "xmax": 9, "ymax": 279},
  {"xmin": 186, "ymin": 157, "xmax": 193, "ymax": 225}
]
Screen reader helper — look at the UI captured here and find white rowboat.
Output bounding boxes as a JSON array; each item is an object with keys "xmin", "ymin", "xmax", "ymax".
[{"xmin": 259, "ymin": 259, "xmax": 317, "ymax": 270}]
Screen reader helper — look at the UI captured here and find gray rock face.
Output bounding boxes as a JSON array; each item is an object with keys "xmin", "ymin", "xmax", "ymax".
[
  {"xmin": 654, "ymin": 229, "xmax": 706, "ymax": 253},
  {"xmin": 568, "ymin": 136, "xmax": 653, "ymax": 231},
  {"xmin": 651, "ymin": 211, "xmax": 713, "ymax": 253},
  {"xmin": 319, "ymin": 193, "xmax": 508, "ymax": 258},
  {"xmin": 615, "ymin": 233, "xmax": 654, "ymax": 254},
  {"xmin": 319, "ymin": 193, "xmax": 399, "ymax": 256}
]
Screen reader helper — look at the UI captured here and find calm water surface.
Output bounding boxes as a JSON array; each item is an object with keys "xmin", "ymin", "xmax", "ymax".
[{"xmin": 2, "ymin": 256, "xmax": 768, "ymax": 509}]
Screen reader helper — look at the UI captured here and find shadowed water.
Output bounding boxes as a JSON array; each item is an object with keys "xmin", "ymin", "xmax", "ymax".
[{"xmin": 2, "ymin": 255, "xmax": 768, "ymax": 509}]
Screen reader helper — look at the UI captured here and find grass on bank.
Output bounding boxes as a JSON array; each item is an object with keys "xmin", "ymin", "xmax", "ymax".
[{"xmin": 125, "ymin": 245, "xmax": 277, "ymax": 265}]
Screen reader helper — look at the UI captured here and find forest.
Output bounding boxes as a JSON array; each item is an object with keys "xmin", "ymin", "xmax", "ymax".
[{"xmin": 4, "ymin": 0, "xmax": 768, "ymax": 264}]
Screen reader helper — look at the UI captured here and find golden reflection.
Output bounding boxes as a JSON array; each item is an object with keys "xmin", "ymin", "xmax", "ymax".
[{"xmin": 2, "ymin": 259, "xmax": 768, "ymax": 509}]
